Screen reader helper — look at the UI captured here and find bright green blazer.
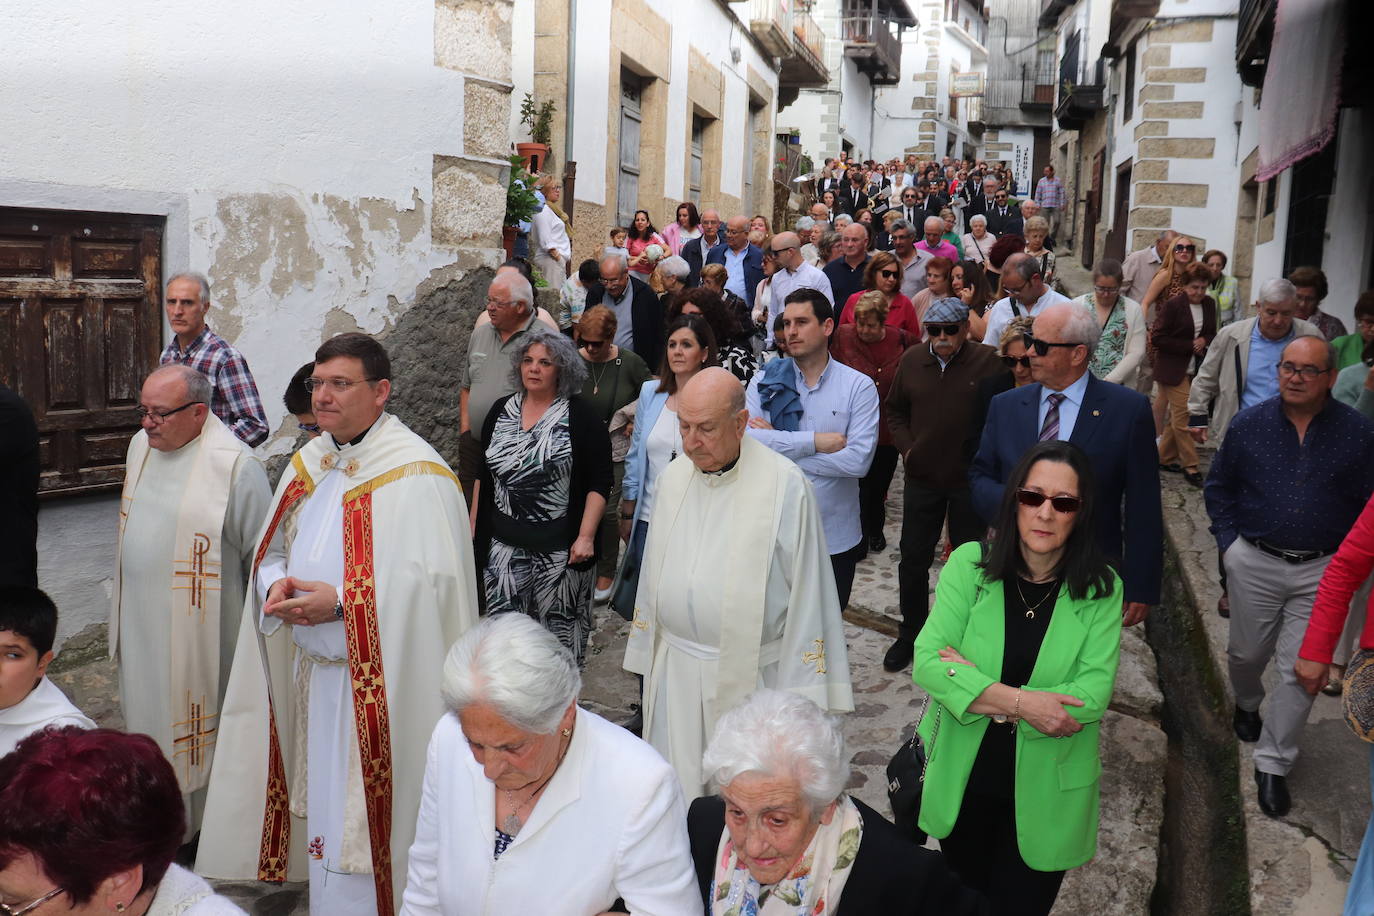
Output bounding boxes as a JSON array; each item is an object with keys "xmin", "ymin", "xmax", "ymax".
[{"xmin": 913, "ymin": 541, "xmax": 1123, "ymax": 872}]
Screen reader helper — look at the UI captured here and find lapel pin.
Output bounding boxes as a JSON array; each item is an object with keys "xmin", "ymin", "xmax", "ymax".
[{"xmin": 1092, "ymin": 410, "xmax": 1101, "ymax": 417}]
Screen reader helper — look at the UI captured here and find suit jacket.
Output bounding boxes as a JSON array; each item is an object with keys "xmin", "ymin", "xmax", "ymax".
[
  {"xmin": 687, "ymin": 795, "xmax": 989, "ymax": 916},
  {"xmin": 985, "ymin": 206, "xmax": 1020, "ymax": 236},
  {"xmin": 913, "ymin": 542, "xmax": 1123, "ymax": 872},
  {"xmin": 834, "ymin": 184, "xmax": 872, "ymax": 216},
  {"xmin": 583, "ymin": 276, "xmax": 667, "ymax": 369},
  {"xmin": 705, "ymin": 242, "xmax": 765, "ymax": 311},
  {"xmin": 681, "ymin": 233, "xmax": 723, "ymax": 288},
  {"xmin": 969, "ymin": 373, "xmax": 1163, "ymax": 605},
  {"xmin": 1151, "ymin": 292, "xmax": 1217, "ymax": 387}
]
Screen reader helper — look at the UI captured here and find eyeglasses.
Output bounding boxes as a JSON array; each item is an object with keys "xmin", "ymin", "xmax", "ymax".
[
  {"xmin": 925, "ymin": 323, "xmax": 962, "ymax": 337},
  {"xmin": 304, "ymin": 377, "xmax": 378, "ymax": 393},
  {"xmin": 1174, "ymin": 244, "xmax": 1196, "ymax": 253},
  {"xmin": 1, "ymin": 887, "xmax": 66, "ymax": 916},
  {"xmin": 486, "ymin": 296, "xmax": 518, "ymax": 308},
  {"xmin": 1002, "ymin": 354, "xmax": 1032, "ymax": 369},
  {"xmin": 1277, "ymin": 362, "xmax": 1330, "ymax": 380},
  {"xmin": 297, "ymin": 421, "xmax": 321, "ymax": 433},
  {"xmin": 1093, "ymin": 285, "xmax": 1121, "ymax": 295},
  {"xmin": 1015, "ymin": 488, "xmax": 1082, "ymax": 513},
  {"xmin": 597, "ymin": 275, "xmax": 625, "ymax": 284},
  {"xmin": 878, "ymin": 269, "xmax": 899, "ymax": 279},
  {"xmin": 769, "ymin": 245, "xmax": 796, "ymax": 256},
  {"xmin": 136, "ymin": 401, "xmax": 202, "ymax": 423},
  {"xmin": 1359, "ymin": 317, "xmax": 1374, "ymax": 329},
  {"xmin": 581, "ymin": 338, "xmax": 608, "ymax": 348},
  {"xmin": 1026, "ymin": 336, "xmax": 1081, "ymax": 356}
]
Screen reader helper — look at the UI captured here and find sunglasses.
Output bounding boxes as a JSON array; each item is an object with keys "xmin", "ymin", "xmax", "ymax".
[
  {"xmin": 1015, "ymin": 489, "xmax": 1082, "ymax": 513},
  {"xmin": 879, "ymin": 269, "xmax": 899, "ymax": 279},
  {"xmin": 1026, "ymin": 336, "xmax": 1081, "ymax": 356},
  {"xmin": 1002, "ymin": 354, "xmax": 1032, "ymax": 369},
  {"xmin": 925, "ymin": 323, "xmax": 962, "ymax": 337},
  {"xmin": 1174, "ymin": 244, "xmax": 1196, "ymax": 253},
  {"xmin": 769, "ymin": 245, "xmax": 796, "ymax": 256},
  {"xmin": 581, "ymin": 338, "xmax": 608, "ymax": 347}
]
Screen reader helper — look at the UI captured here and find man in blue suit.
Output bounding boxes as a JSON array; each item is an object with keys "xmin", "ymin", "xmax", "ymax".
[
  {"xmin": 705, "ymin": 215, "xmax": 764, "ymax": 313},
  {"xmin": 969, "ymin": 302, "xmax": 1163, "ymax": 625}
]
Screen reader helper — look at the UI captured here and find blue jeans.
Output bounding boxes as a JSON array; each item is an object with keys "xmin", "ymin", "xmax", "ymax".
[{"xmin": 1347, "ymin": 744, "xmax": 1374, "ymax": 915}]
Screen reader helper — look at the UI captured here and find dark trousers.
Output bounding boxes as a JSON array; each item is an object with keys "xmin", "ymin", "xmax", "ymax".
[
  {"xmin": 939, "ymin": 789, "xmax": 1066, "ymax": 916},
  {"xmin": 859, "ymin": 444, "xmax": 901, "ymax": 541},
  {"xmin": 830, "ymin": 539, "xmax": 869, "ymax": 611},
  {"xmin": 897, "ymin": 481, "xmax": 982, "ymax": 641},
  {"xmin": 457, "ymin": 429, "xmax": 488, "ymax": 608}
]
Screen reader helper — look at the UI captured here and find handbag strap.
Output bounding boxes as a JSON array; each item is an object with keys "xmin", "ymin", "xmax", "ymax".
[{"xmin": 907, "ymin": 693, "xmax": 942, "ymax": 782}]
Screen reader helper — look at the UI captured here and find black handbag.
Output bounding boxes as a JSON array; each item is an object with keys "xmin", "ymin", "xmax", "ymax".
[
  {"xmin": 887, "ymin": 696, "xmax": 941, "ymax": 844},
  {"xmin": 608, "ymin": 524, "xmax": 646, "ymax": 622}
]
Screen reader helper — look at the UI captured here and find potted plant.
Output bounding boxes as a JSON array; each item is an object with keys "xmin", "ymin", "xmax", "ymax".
[
  {"xmin": 502, "ymin": 155, "xmax": 540, "ymax": 258},
  {"xmin": 516, "ymin": 93, "xmax": 557, "ymax": 173}
]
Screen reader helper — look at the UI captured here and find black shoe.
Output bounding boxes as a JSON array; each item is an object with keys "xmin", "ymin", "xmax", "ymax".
[
  {"xmin": 1159, "ymin": 462, "xmax": 1183, "ymax": 473},
  {"xmin": 1255, "ymin": 768, "xmax": 1291, "ymax": 817},
  {"xmin": 1233, "ymin": 706, "xmax": 1262, "ymax": 743},
  {"xmin": 623, "ymin": 709, "xmax": 643, "ymax": 737},
  {"xmin": 883, "ymin": 638, "xmax": 914, "ymax": 673},
  {"xmin": 868, "ymin": 532, "xmax": 887, "ymax": 553},
  {"xmin": 1183, "ymin": 470, "xmax": 1204, "ymax": 488}
]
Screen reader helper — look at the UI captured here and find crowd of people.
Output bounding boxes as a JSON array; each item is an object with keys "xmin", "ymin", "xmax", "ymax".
[{"xmin": 3, "ymin": 147, "xmax": 1374, "ymax": 915}]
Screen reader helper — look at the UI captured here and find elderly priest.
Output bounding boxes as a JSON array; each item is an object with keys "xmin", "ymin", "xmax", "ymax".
[
  {"xmin": 197, "ymin": 334, "xmax": 480, "ymax": 916},
  {"xmin": 110, "ymin": 364, "xmax": 271, "ymax": 836},
  {"xmin": 624, "ymin": 368, "xmax": 854, "ymax": 798}
]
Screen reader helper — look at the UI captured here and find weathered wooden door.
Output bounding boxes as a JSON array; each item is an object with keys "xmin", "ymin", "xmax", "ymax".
[
  {"xmin": 1082, "ymin": 148, "xmax": 1105, "ymax": 268},
  {"xmin": 0, "ymin": 208, "xmax": 163, "ymax": 495},
  {"xmin": 1107, "ymin": 161, "xmax": 1132, "ymax": 262}
]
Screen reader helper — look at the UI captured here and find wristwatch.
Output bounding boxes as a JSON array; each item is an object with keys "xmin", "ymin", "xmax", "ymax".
[{"xmin": 333, "ymin": 599, "xmax": 344, "ymax": 620}]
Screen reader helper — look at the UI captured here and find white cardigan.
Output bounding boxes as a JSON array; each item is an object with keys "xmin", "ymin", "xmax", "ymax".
[{"xmin": 400, "ymin": 706, "xmax": 699, "ymax": 916}]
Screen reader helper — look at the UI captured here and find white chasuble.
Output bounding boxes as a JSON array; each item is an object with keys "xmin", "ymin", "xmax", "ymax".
[
  {"xmin": 624, "ymin": 436, "xmax": 854, "ymax": 797},
  {"xmin": 196, "ymin": 413, "xmax": 480, "ymax": 916},
  {"xmin": 111, "ymin": 415, "xmax": 270, "ymax": 833}
]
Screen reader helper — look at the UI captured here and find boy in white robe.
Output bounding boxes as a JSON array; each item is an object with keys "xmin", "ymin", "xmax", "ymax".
[{"xmin": 0, "ymin": 587, "xmax": 94, "ymax": 757}]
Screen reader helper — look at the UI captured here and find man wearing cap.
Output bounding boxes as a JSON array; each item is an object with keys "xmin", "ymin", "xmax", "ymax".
[{"xmin": 880, "ymin": 298, "xmax": 1004, "ymax": 672}]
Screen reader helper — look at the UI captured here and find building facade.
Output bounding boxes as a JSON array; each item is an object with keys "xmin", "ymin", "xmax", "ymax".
[
  {"xmin": 980, "ymin": 0, "xmax": 1053, "ymax": 192},
  {"xmin": 0, "ymin": 0, "xmax": 513, "ymax": 647}
]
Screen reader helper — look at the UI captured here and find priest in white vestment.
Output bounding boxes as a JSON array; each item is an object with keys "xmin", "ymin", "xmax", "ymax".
[
  {"xmin": 110, "ymin": 365, "xmax": 271, "ymax": 835},
  {"xmin": 624, "ymin": 368, "xmax": 854, "ymax": 798},
  {"xmin": 197, "ymin": 334, "xmax": 479, "ymax": 916}
]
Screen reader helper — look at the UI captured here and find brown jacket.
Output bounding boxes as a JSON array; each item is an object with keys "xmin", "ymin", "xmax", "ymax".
[
  {"xmin": 1150, "ymin": 292, "xmax": 1216, "ymax": 387},
  {"xmin": 886, "ymin": 340, "xmax": 1005, "ymax": 490}
]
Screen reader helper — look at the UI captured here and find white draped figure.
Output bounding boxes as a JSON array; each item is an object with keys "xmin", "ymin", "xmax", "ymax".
[
  {"xmin": 624, "ymin": 369, "xmax": 854, "ymax": 797},
  {"xmin": 110, "ymin": 365, "xmax": 271, "ymax": 835},
  {"xmin": 196, "ymin": 337, "xmax": 479, "ymax": 916}
]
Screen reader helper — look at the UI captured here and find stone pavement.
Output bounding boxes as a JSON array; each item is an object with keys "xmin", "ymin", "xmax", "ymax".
[{"xmin": 1164, "ymin": 452, "xmax": 1366, "ymax": 914}]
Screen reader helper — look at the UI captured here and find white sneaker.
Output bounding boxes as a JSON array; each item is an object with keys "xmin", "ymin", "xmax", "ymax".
[{"xmin": 594, "ymin": 586, "xmax": 613, "ymax": 603}]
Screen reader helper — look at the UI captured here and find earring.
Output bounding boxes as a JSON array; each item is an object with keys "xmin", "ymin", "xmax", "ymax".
[
  {"xmin": 562, "ymin": 728, "xmax": 572, "ymax": 737},
  {"xmin": 116, "ymin": 905, "xmax": 127, "ymax": 913}
]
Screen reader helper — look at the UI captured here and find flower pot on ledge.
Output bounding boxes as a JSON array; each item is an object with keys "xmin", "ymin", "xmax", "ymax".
[
  {"xmin": 516, "ymin": 142, "xmax": 550, "ymax": 174},
  {"xmin": 502, "ymin": 225, "xmax": 518, "ymax": 259}
]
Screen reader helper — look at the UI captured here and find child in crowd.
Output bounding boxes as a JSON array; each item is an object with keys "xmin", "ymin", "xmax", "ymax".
[
  {"xmin": 559, "ymin": 258, "xmax": 600, "ymax": 332},
  {"xmin": 0, "ymin": 586, "xmax": 94, "ymax": 757},
  {"xmin": 606, "ymin": 227, "xmax": 630, "ymax": 262}
]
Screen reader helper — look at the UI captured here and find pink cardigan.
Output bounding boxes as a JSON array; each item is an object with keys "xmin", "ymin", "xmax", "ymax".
[{"xmin": 1300, "ymin": 492, "xmax": 1374, "ymax": 663}]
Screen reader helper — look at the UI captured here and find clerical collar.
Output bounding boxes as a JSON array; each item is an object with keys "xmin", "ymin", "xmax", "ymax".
[
  {"xmin": 699, "ymin": 455, "xmax": 740, "ymax": 477},
  {"xmin": 331, "ymin": 415, "xmax": 381, "ymax": 450}
]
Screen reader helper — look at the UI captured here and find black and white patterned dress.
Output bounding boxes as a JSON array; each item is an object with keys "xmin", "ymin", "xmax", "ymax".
[{"xmin": 483, "ymin": 394, "xmax": 595, "ymax": 663}]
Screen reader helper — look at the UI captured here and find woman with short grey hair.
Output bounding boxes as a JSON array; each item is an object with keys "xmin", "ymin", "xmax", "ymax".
[
  {"xmin": 475, "ymin": 326, "xmax": 612, "ymax": 664},
  {"xmin": 686, "ymin": 690, "xmax": 987, "ymax": 915},
  {"xmin": 402, "ymin": 613, "xmax": 700, "ymax": 914}
]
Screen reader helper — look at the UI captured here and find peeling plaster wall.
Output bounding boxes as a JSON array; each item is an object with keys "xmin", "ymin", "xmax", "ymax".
[{"xmin": 5, "ymin": 0, "xmax": 509, "ymax": 646}]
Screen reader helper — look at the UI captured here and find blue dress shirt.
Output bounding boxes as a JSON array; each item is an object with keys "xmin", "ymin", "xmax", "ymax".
[
  {"xmin": 1241, "ymin": 322, "xmax": 1294, "ymax": 410},
  {"xmin": 1037, "ymin": 370, "xmax": 1092, "ymax": 441},
  {"xmin": 723, "ymin": 246, "xmax": 749, "ymax": 302},
  {"xmin": 1204, "ymin": 397, "xmax": 1374, "ymax": 554}
]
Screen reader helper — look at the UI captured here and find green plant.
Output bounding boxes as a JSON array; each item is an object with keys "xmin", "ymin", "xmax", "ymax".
[
  {"xmin": 519, "ymin": 93, "xmax": 557, "ymax": 146},
  {"xmin": 504, "ymin": 155, "xmax": 540, "ymax": 228}
]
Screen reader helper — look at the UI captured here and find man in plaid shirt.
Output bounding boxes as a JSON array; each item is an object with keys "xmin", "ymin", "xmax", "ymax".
[
  {"xmin": 159, "ymin": 272, "xmax": 269, "ymax": 447},
  {"xmin": 1033, "ymin": 164, "xmax": 1067, "ymax": 243}
]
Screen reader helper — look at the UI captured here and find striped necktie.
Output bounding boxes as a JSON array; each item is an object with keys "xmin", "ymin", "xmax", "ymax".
[{"xmin": 1039, "ymin": 392, "xmax": 1066, "ymax": 442}]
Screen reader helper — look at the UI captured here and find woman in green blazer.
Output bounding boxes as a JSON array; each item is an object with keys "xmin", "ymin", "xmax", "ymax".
[{"xmin": 914, "ymin": 440, "xmax": 1123, "ymax": 916}]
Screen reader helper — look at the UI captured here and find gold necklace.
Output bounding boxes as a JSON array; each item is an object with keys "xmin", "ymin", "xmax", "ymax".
[
  {"xmin": 587, "ymin": 357, "xmax": 610, "ymax": 395},
  {"xmin": 1016, "ymin": 576, "xmax": 1058, "ymax": 619},
  {"xmin": 499, "ymin": 725, "xmax": 574, "ymax": 836}
]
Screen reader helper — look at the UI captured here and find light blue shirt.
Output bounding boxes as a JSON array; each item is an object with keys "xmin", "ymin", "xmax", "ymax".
[
  {"xmin": 745, "ymin": 356, "xmax": 881, "ymax": 554},
  {"xmin": 767, "ymin": 263, "xmax": 835, "ymax": 346},
  {"xmin": 723, "ymin": 246, "xmax": 749, "ymax": 301},
  {"xmin": 1241, "ymin": 321, "xmax": 1294, "ymax": 410},
  {"xmin": 1037, "ymin": 370, "xmax": 1092, "ymax": 442}
]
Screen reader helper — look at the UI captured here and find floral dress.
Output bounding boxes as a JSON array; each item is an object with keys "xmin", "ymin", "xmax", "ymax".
[
  {"xmin": 484, "ymin": 395, "xmax": 594, "ymax": 664},
  {"xmin": 1086, "ymin": 293, "xmax": 1129, "ymax": 379}
]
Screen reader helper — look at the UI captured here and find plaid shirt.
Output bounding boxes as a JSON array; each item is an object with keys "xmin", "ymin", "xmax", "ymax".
[
  {"xmin": 161, "ymin": 326, "xmax": 269, "ymax": 447},
  {"xmin": 1034, "ymin": 176, "xmax": 1066, "ymax": 209}
]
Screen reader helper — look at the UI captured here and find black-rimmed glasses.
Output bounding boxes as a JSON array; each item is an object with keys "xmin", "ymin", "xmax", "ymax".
[
  {"xmin": 1277, "ymin": 362, "xmax": 1330, "ymax": 380},
  {"xmin": 1015, "ymin": 489, "xmax": 1082, "ymax": 513},
  {"xmin": 925, "ymin": 323, "xmax": 962, "ymax": 337},
  {"xmin": 1025, "ymin": 336, "xmax": 1081, "ymax": 356},
  {"xmin": 1002, "ymin": 354, "xmax": 1032, "ymax": 369},
  {"xmin": 135, "ymin": 401, "xmax": 202, "ymax": 423}
]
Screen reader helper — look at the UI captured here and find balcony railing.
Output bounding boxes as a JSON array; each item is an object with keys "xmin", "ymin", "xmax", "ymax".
[
  {"xmin": 840, "ymin": 10, "xmax": 902, "ymax": 85},
  {"xmin": 1236, "ymin": 0, "xmax": 1276, "ymax": 86},
  {"xmin": 1020, "ymin": 61, "xmax": 1055, "ymax": 109},
  {"xmin": 793, "ymin": 6, "xmax": 826, "ymax": 65},
  {"xmin": 749, "ymin": 0, "xmax": 793, "ymax": 59},
  {"xmin": 1055, "ymin": 55, "xmax": 1106, "ymax": 131}
]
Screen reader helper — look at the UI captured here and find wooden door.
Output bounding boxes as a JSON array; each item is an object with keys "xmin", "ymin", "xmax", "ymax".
[
  {"xmin": 1082, "ymin": 148, "xmax": 1105, "ymax": 268},
  {"xmin": 1107, "ymin": 161, "xmax": 1132, "ymax": 261},
  {"xmin": 0, "ymin": 208, "xmax": 163, "ymax": 495}
]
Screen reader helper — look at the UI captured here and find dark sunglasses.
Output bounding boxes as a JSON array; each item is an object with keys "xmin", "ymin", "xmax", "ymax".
[
  {"xmin": 925, "ymin": 323, "xmax": 962, "ymax": 337},
  {"xmin": 1002, "ymin": 354, "xmax": 1032, "ymax": 369},
  {"xmin": 1174, "ymin": 244, "xmax": 1196, "ymax": 253},
  {"xmin": 878, "ymin": 269, "xmax": 899, "ymax": 279},
  {"xmin": 581, "ymin": 338, "xmax": 608, "ymax": 347},
  {"xmin": 1026, "ymin": 336, "xmax": 1081, "ymax": 356},
  {"xmin": 1015, "ymin": 488, "xmax": 1082, "ymax": 513}
]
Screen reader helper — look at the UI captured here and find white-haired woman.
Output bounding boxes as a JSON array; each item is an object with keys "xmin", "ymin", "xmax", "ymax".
[
  {"xmin": 475, "ymin": 327, "xmax": 612, "ymax": 665},
  {"xmin": 656, "ymin": 254, "xmax": 690, "ymax": 310},
  {"xmin": 401, "ymin": 614, "xmax": 699, "ymax": 915},
  {"xmin": 530, "ymin": 174, "xmax": 572, "ymax": 284},
  {"xmin": 687, "ymin": 690, "xmax": 987, "ymax": 916},
  {"xmin": 960, "ymin": 214, "xmax": 996, "ymax": 266}
]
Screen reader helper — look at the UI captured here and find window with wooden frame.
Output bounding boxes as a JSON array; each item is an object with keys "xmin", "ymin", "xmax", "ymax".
[{"xmin": 0, "ymin": 208, "xmax": 163, "ymax": 495}]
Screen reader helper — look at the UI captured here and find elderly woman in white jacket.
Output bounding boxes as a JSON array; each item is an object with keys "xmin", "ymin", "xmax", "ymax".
[
  {"xmin": 401, "ymin": 613, "xmax": 699, "ymax": 916},
  {"xmin": 1072, "ymin": 258, "xmax": 1147, "ymax": 389}
]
